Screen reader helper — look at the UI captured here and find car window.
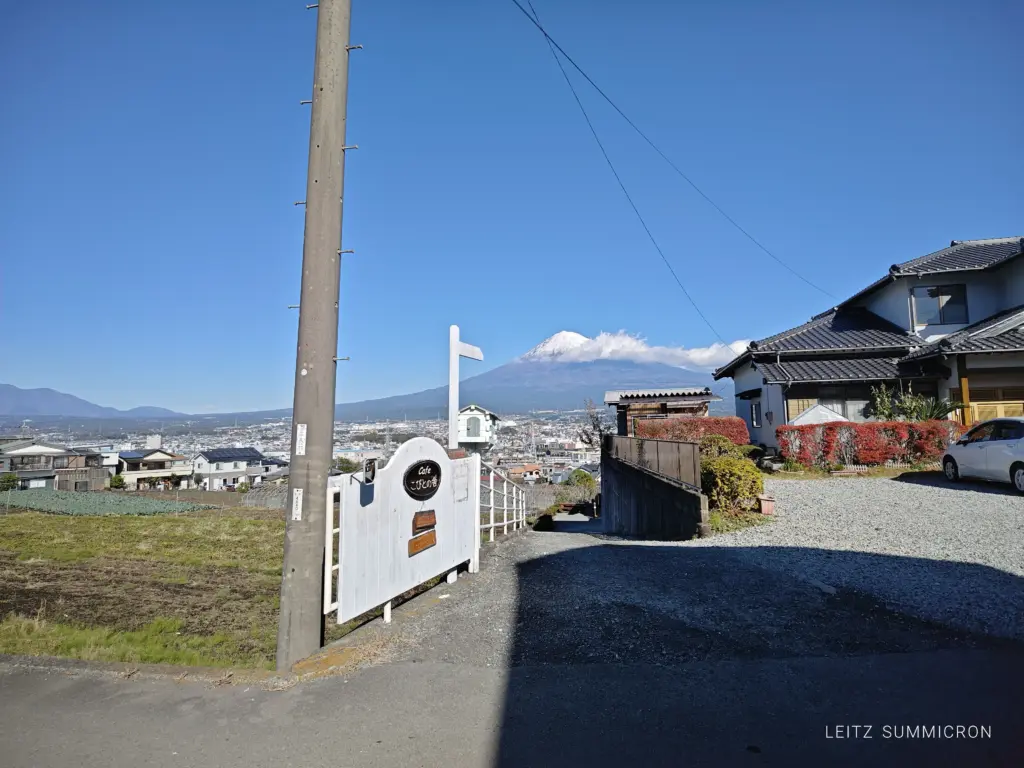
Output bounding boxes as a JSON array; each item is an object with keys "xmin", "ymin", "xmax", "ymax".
[
  {"xmin": 966, "ymin": 423, "xmax": 996, "ymax": 443},
  {"xmin": 992, "ymin": 422, "xmax": 1024, "ymax": 441}
]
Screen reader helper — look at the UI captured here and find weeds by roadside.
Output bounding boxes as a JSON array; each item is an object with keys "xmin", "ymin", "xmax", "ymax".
[{"xmin": 708, "ymin": 510, "xmax": 772, "ymax": 535}]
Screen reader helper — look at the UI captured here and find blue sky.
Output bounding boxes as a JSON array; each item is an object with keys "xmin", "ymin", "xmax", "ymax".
[{"xmin": 1, "ymin": 1, "xmax": 1021, "ymax": 413}]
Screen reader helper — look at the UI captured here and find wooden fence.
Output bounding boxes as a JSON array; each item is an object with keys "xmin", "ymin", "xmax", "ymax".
[{"xmin": 604, "ymin": 435, "xmax": 701, "ymax": 489}]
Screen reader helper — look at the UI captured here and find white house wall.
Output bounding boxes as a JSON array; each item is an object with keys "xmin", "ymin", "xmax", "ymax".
[
  {"xmin": 858, "ymin": 271, "xmax": 1009, "ymax": 341},
  {"xmin": 761, "ymin": 383, "xmax": 785, "ymax": 449},
  {"xmin": 730, "ymin": 365, "xmax": 764, "ymax": 446},
  {"xmin": 861, "ymin": 280, "xmax": 912, "ymax": 330}
]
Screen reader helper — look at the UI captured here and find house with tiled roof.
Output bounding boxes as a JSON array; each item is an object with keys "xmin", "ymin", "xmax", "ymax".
[
  {"xmin": 714, "ymin": 237, "xmax": 1024, "ymax": 448},
  {"xmin": 117, "ymin": 448, "xmax": 193, "ymax": 490},
  {"xmin": 192, "ymin": 447, "xmax": 285, "ymax": 490},
  {"xmin": 0, "ymin": 439, "xmax": 108, "ymax": 490}
]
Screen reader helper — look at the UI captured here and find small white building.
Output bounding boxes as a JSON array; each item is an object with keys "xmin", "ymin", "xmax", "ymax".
[
  {"xmin": 457, "ymin": 405, "xmax": 502, "ymax": 453},
  {"xmin": 193, "ymin": 447, "xmax": 283, "ymax": 490}
]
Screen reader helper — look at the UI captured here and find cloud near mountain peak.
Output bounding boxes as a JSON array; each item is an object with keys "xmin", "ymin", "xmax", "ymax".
[{"xmin": 521, "ymin": 331, "xmax": 749, "ymax": 371}]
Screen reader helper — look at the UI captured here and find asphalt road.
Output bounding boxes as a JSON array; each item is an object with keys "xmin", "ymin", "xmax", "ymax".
[{"xmin": 3, "ymin": 520, "xmax": 1023, "ymax": 768}]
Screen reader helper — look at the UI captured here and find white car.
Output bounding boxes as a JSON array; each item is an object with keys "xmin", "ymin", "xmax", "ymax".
[{"xmin": 942, "ymin": 417, "xmax": 1024, "ymax": 493}]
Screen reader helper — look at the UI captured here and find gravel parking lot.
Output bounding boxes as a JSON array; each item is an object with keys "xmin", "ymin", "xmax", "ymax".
[{"xmin": 687, "ymin": 474, "xmax": 1024, "ymax": 640}]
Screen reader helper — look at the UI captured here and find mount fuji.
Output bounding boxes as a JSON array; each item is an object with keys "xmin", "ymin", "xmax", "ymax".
[{"xmin": 330, "ymin": 331, "xmax": 739, "ymax": 420}]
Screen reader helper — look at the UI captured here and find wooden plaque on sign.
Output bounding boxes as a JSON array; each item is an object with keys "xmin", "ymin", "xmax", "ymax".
[
  {"xmin": 408, "ymin": 530, "xmax": 437, "ymax": 557},
  {"xmin": 412, "ymin": 510, "xmax": 437, "ymax": 535}
]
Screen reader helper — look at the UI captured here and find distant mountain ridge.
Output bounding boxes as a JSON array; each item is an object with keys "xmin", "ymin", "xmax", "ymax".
[
  {"xmin": 0, "ymin": 384, "xmax": 181, "ymax": 419},
  {"xmin": 329, "ymin": 358, "xmax": 729, "ymax": 420},
  {"xmin": 0, "ymin": 331, "xmax": 735, "ymax": 421}
]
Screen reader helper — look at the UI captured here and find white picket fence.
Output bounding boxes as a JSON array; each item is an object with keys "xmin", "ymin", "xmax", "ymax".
[{"xmin": 479, "ymin": 460, "xmax": 528, "ymax": 542}]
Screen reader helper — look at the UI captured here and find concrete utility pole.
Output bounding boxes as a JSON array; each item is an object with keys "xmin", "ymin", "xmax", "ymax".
[{"xmin": 277, "ymin": 0, "xmax": 354, "ymax": 672}]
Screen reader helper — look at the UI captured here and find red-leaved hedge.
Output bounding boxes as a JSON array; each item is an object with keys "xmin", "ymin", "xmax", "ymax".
[
  {"xmin": 636, "ymin": 416, "xmax": 750, "ymax": 445},
  {"xmin": 776, "ymin": 420, "xmax": 963, "ymax": 467}
]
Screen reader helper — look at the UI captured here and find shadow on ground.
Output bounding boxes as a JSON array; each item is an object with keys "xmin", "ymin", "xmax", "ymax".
[
  {"xmin": 495, "ymin": 542, "xmax": 1024, "ymax": 767},
  {"xmin": 891, "ymin": 470, "xmax": 1019, "ymax": 496}
]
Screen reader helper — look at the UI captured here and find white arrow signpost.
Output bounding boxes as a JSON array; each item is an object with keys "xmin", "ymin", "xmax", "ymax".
[{"xmin": 449, "ymin": 324, "xmax": 483, "ymax": 449}]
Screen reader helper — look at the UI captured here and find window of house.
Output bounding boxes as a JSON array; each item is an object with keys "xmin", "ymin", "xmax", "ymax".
[
  {"xmin": 750, "ymin": 402, "xmax": 762, "ymax": 428},
  {"xmin": 216, "ymin": 463, "xmax": 223, "ymax": 470},
  {"xmin": 846, "ymin": 399, "xmax": 870, "ymax": 423},
  {"xmin": 912, "ymin": 285, "xmax": 968, "ymax": 327},
  {"xmin": 53, "ymin": 456, "xmax": 69, "ymax": 469}
]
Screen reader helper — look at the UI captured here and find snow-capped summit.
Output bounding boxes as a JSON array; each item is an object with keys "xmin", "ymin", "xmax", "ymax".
[{"xmin": 520, "ymin": 331, "xmax": 590, "ymax": 360}]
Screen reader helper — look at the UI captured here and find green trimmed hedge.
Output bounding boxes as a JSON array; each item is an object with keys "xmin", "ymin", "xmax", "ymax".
[{"xmin": 700, "ymin": 457, "xmax": 763, "ymax": 511}]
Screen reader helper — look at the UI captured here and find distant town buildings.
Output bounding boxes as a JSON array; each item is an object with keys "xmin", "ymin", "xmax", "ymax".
[{"xmin": 1, "ymin": 405, "xmax": 623, "ymax": 495}]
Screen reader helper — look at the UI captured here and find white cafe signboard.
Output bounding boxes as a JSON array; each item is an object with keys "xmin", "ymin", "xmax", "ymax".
[{"xmin": 331, "ymin": 437, "xmax": 480, "ymax": 625}]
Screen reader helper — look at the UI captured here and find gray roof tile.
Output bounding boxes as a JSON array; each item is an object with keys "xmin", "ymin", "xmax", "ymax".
[
  {"xmin": 604, "ymin": 387, "xmax": 718, "ymax": 404},
  {"xmin": 755, "ymin": 357, "xmax": 930, "ymax": 384},
  {"xmin": 902, "ymin": 304, "xmax": 1024, "ymax": 361},
  {"xmin": 750, "ymin": 308, "xmax": 916, "ymax": 353},
  {"xmin": 893, "ymin": 237, "xmax": 1023, "ymax": 275}
]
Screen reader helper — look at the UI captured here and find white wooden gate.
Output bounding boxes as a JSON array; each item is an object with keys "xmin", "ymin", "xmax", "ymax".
[{"xmin": 324, "ymin": 437, "xmax": 481, "ymax": 624}]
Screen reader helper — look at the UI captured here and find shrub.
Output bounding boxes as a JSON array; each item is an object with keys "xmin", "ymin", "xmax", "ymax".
[
  {"xmin": 235, "ymin": 482, "xmax": 250, "ymax": 494},
  {"xmin": 109, "ymin": 474, "xmax": 125, "ymax": 490},
  {"xmin": 700, "ymin": 456, "xmax": 763, "ymax": 511},
  {"xmin": 637, "ymin": 416, "xmax": 749, "ymax": 446},
  {"xmin": 699, "ymin": 434, "xmax": 741, "ymax": 459},
  {"xmin": 776, "ymin": 420, "xmax": 964, "ymax": 467},
  {"xmin": 564, "ymin": 469, "xmax": 596, "ymax": 489},
  {"xmin": 0, "ymin": 473, "xmax": 18, "ymax": 492}
]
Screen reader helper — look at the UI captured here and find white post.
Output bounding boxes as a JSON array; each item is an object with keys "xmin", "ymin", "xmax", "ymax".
[
  {"xmin": 488, "ymin": 469, "xmax": 495, "ymax": 543},
  {"xmin": 448, "ymin": 324, "xmax": 484, "ymax": 450},
  {"xmin": 448, "ymin": 325, "xmax": 459, "ymax": 449},
  {"xmin": 383, "ymin": 600, "xmax": 392, "ymax": 624},
  {"xmin": 503, "ymin": 477, "xmax": 509, "ymax": 535},
  {"xmin": 469, "ymin": 452, "xmax": 481, "ymax": 573}
]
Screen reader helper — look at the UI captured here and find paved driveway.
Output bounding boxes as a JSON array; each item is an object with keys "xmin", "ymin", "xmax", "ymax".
[{"xmin": 2, "ymin": 477, "xmax": 1023, "ymax": 767}]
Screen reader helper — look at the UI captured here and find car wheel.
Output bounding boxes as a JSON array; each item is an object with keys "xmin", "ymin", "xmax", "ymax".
[
  {"xmin": 943, "ymin": 457, "xmax": 960, "ymax": 482},
  {"xmin": 1012, "ymin": 464, "xmax": 1024, "ymax": 495}
]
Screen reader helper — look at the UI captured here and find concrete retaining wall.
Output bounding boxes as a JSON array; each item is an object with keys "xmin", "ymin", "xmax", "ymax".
[{"xmin": 601, "ymin": 452, "xmax": 709, "ymax": 540}]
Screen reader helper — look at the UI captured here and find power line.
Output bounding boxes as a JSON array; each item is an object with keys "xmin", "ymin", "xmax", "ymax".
[
  {"xmin": 524, "ymin": 1, "xmax": 730, "ymax": 346},
  {"xmin": 511, "ymin": 0, "xmax": 836, "ymax": 300}
]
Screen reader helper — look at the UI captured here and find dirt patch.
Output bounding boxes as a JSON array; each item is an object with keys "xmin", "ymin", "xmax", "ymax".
[{"xmin": 0, "ymin": 553, "xmax": 279, "ymax": 665}]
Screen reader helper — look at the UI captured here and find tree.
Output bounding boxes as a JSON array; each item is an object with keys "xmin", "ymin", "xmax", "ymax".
[
  {"xmin": 335, "ymin": 457, "xmax": 360, "ymax": 473},
  {"xmin": 236, "ymin": 482, "xmax": 250, "ymax": 494},
  {"xmin": 192, "ymin": 473, "xmax": 204, "ymax": 490},
  {"xmin": 0, "ymin": 473, "xmax": 18, "ymax": 492},
  {"xmin": 109, "ymin": 474, "xmax": 125, "ymax": 490},
  {"xmin": 870, "ymin": 382, "xmax": 963, "ymax": 422},
  {"xmin": 565, "ymin": 469, "xmax": 596, "ymax": 490},
  {"xmin": 578, "ymin": 398, "xmax": 608, "ymax": 448}
]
